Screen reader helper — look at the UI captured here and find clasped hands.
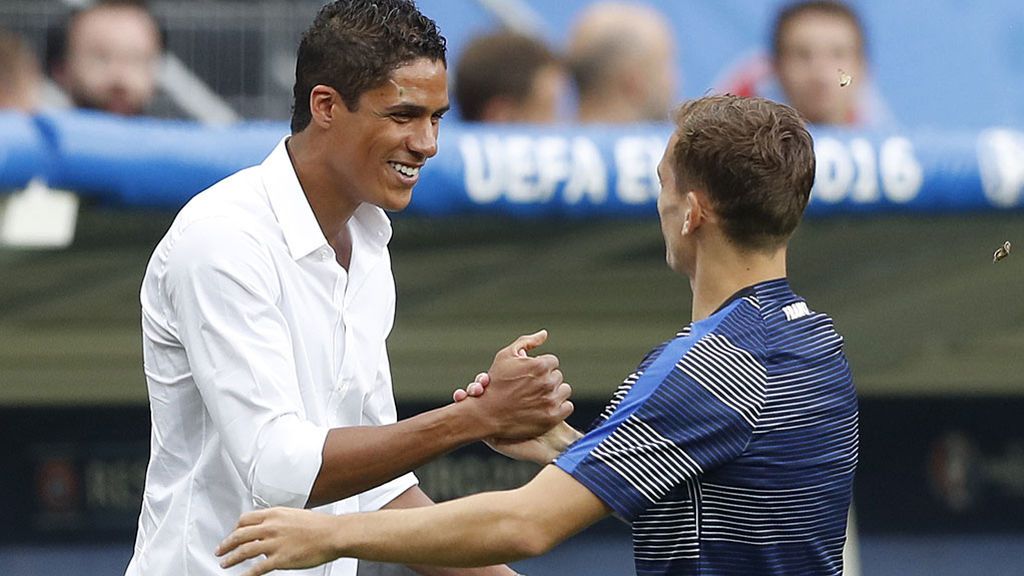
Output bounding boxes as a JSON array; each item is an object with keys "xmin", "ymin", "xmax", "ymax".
[{"xmin": 454, "ymin": 329, "xmax": 581, "ymax": 464}]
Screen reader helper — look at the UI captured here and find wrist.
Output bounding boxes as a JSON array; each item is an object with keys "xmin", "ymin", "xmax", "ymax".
[
  {"xmin": 330, "ymin": 514, "xmax": 356, "ymax": 559},
  {"xmin": 446, "ymin": 398, "xmax": 499, "ymax": 442},
  {"xmin": 549, "ymin": 423, "xmax": 582, "ymax": 455}
]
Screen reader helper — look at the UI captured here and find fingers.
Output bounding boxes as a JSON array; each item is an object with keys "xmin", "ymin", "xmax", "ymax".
[
  {"xmin": 217, "ymin": 522, "xmax": 270, "ymax": 557},
  {"xmin": 506, "ymin": 329, "xmax": 548, "ymax": 357},
  {"xmin": 237, "ymin": 509, "xmax": 268, "ymax": 528},
  {"xmin": 219, "ymin": 539, "xmax": 269, "ymax": 569},
  {"xmin": 243, "ymin": 559, "xmax": 277, "ymax": 576},
  {"xmin": 453, "ymin": 372, "xmax": 490, "ymax": 403},
  {"xmin": 552, "ymin": 381, "xmax": 574, "ymax": 421},
  {"xmin": 556, "ymin": 399, "xmax": 575, "ymax": 421},
  {"xmin": 553, "ymin": 382, "xmax": 572, "ymax": 404}
]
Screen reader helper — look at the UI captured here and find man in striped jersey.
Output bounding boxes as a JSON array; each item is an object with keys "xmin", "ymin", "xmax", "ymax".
[{"xmin": 217, "ymin": 95, "xmax": 859, "ymax": 576}]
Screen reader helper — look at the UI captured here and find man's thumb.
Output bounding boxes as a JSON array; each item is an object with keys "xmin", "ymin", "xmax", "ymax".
[{"xmin": 511, "ymin": 329, "xmax": 548, "ymax": 356}]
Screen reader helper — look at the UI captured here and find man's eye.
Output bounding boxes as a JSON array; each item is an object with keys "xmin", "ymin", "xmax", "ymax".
[{"xmin": 391, "ymin": 113, "xmax": 413, "ymax": 122}]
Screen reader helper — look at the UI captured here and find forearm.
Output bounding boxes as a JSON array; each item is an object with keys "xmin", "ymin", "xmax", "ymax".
[
  {"xmin": 334, "ymin": 489, "xmax": 548, "ymax": 567},
  {"xmin": 308, "ymin": 401, "xmax": 490, "ymax": 507},
  {"xmin": 383, "ymin": 487, "xmax": 518, "ymax": 576},
  {"xmin": 217, "ymin": 467, "xmax": 610, "ymax": 575}
]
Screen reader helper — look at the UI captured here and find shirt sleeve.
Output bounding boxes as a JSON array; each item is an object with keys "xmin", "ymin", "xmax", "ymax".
[
  {"xmin": 357, "ymin": 342, "xmax": 419, "ymax": 512},
  {"xmin": 555, "ymin": 331, "xmax": 766, "ymax": 521},
  {"xmin": 162, "ymin": 217, "xmax": 328, "ymax": 509}
]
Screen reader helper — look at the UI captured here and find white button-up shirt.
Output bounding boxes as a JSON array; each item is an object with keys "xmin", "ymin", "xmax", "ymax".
[{"xmin": 127, "ymin": 139, "xmax": 417, "ymax": 576}]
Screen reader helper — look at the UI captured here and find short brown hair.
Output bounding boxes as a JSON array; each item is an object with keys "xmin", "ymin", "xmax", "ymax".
[
  {"xmin": 671, "ymin": 95, "xmax": 815, "ymax": 250},
  {"xmin": 455, "ymin": 31, "xmax": 558, "ymax": 121},
  {"xmin": 772, "ymin": 1, "xmax": 865, "ymax": 58}
]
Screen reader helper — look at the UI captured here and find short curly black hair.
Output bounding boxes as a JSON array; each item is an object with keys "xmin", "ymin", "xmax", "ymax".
[{"xmin": 290, "ymin": 0, "xmax": 447, "ymax": 133}]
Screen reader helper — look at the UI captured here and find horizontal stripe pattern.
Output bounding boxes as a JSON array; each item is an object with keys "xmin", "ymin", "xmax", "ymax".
[{"xmin": 558, "ymin": 279, "xmax": 857, "ymax": 575}]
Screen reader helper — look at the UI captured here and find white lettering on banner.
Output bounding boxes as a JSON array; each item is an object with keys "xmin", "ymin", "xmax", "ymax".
[
  {"xmin": 880, "ymin": 137, "xmax": 923, "ymax": 202},
  {"xmin": 978, "ymin": 128, "xmax": 1024, "ymax": 208},
  {"xmin": 850, "ymin": 138, "xmax": 878, "ymax": 202},
  {"xmin": 563, "ymin": 137, "xmax": 608, "ymax": 204},
  {"xmin": 535, "ymin": 137, "xmax": 572, "ymax": 202},
  {"xmin": 813, "ymin": 137, "xmax": 855, "ymax": 203},
  {"xmin": 812, "ymin": 136, "xmax": 922, "ymax": 205},
  {"xmin": 460, "ymin": 134, "xmax": 608, "ymax": 205},
  {"xmin": 461, "ymin": 134, "xmax": 503, "ymax": 203},
  {"xmin": 615, "ymin": 136, "xmax": 663, "ymax": 204},
  {"xmin": 504, "ymin": 136, "xmax": 539, "ymax": 202}
]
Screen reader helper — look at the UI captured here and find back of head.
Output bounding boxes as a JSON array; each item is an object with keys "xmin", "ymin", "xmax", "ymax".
[
  {"xmin": 454, "ymin": 31, "xmax": 561, "ymax": 122},
  {"xmin": 291, "ymin": 0, "xmax": 447, "ymax": 133},
  {"xmin": 672, "ymin": 95, "xmax": 815, "ymax": 250},
  {"xmin": 0, "ymin": 29, "xmax": 42, "ymax": 112},
  {"xmin": 568, "ymin": 1, "xmax": 675, "ymax": 122}
]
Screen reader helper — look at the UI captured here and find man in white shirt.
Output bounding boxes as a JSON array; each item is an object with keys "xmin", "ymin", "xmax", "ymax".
[{"xmin": 126, "ymin": 2, "xmax": 571, "ymax": 575}]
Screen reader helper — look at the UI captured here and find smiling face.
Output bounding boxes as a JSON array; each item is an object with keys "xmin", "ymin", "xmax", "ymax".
[{"xmin": 324, "ymin": 57, "xmax": 449, "ymax": 212}]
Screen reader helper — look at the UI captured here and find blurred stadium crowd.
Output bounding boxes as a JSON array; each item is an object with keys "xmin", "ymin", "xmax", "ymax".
[{"xmin": 1, "ymin": 0, "xmax": 883, "ymax": 128}]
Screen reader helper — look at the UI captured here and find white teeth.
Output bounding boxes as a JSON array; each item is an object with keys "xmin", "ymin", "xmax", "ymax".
[{"xmin": 389, "ymin": 162, "xmax": 420, "ymax": 178}]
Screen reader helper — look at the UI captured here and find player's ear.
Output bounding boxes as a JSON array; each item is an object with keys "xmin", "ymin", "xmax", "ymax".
[
  {"xmin": 683, "ymin": 190, "xmax": 705, "ymax": 235},
  {"xmin": 309, "ymin": 85, "xmax": 340, "ymax": 129}
]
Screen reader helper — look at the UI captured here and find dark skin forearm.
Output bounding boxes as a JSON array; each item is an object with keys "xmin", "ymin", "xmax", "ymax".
[
  {"xmin": 307, "ymin": 330, "xmax": 571, "ymax": 508},
  {"xmin": 307, "ymin": 400, "xmax": 490, "ymax": 508}
]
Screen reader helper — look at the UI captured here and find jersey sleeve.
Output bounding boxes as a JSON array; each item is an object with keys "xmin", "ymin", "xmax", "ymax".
[{"xmin": 555, "ymin": 331, "xmax": 766, "ymax": 521}]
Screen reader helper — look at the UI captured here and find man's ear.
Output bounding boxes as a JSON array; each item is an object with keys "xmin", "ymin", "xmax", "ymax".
[
  {"xmin": 309, "ymin": 85, "xmax": 340, "ymax": 129},
  {"xmin": 682, "ymin": 190, "xmax": 706, "ymax": 236}
]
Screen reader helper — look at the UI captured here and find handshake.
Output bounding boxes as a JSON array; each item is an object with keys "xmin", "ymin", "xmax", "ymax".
[{"xmin": 450, "ymin": 329, "xmax": 582, "ymax": 465}]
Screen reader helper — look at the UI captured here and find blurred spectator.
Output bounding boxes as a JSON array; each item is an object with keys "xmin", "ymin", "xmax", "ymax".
[
  {"xmin": 455, "ymin": 31, "xmax": 568, "ymax": 123},
  {"xmin": 567, "ymin": 1, "xmax": 676, "ymax": 124},
  {"xmin": 716, "ymin": 0, "xmax": 893, "ymax": 127},
  {"xmin": 0, "ymin": 30, "xmax": 43, "ymax": 112},
  {"xmin": 48, "ymin": 0, "xmax": 163, "ymax": 116}
]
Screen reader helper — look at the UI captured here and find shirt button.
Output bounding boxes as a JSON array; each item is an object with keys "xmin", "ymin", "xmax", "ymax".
[{"xmin": 319, "ymin": 249, "xmax": 329, "ymax": 261}]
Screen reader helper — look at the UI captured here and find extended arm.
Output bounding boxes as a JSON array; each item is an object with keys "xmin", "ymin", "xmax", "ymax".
[
  {"xmin": 377, "ymin": 486, "xmax": 518, "ymax": 576},
  {"xmin": 308, "ymin": 331, "xmax": 572, "ymax": 507},
  {"xmin": 218, "ymin": 465, "xmax": 609, "ymax": 575},
  {"xmin": 164, "ymin": 222, "xmax": 571, "ymax": 512}
]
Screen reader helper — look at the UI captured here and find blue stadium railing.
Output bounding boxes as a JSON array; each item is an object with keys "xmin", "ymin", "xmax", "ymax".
[{"xmin": 2, "ymin": 109, "xmax": 1023, "ymax": 216}]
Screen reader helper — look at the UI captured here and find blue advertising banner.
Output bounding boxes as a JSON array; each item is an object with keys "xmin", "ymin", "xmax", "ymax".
[{"xmin": 2, "ymin": 112, "xmax": 1024, "ymax": 216}]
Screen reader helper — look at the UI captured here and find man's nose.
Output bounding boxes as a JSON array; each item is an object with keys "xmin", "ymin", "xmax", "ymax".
[{"xmin": 407, "ymin": 119, "xmax": 438, "ymax": 158}]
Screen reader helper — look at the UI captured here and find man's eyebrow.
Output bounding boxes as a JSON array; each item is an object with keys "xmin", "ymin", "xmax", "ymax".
[{"xmin": 383, "ymin": 103, "xmax": 450, "ymax": 116}]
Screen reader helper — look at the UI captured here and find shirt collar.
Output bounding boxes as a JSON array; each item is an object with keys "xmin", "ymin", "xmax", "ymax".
[
  {"xmin": 711, "ymin": 277, "xmax": 792, "ymax": 316},
  {"xmin": 262, "ymin": 137, "xmax": 393, "ymax": 261}
]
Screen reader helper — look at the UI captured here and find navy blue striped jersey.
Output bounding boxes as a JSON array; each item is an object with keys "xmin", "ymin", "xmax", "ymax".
[{"xmin": 555, "ymin": 278, "xmax": 858, "ymax": 575}]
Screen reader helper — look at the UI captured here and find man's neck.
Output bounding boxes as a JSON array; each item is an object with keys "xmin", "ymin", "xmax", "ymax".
[
  {"xmin": 689, "ymin": 243, "xmax": 787, "ymax": 322},
  {"xmin": 286, "ymin": 133, "xmax": 359, "ymax": 245}
]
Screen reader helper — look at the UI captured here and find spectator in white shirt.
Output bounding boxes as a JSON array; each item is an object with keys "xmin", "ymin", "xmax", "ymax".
[{"xmin": 127, "ymin": 2, "xmax": 570, "ymax": 576}]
